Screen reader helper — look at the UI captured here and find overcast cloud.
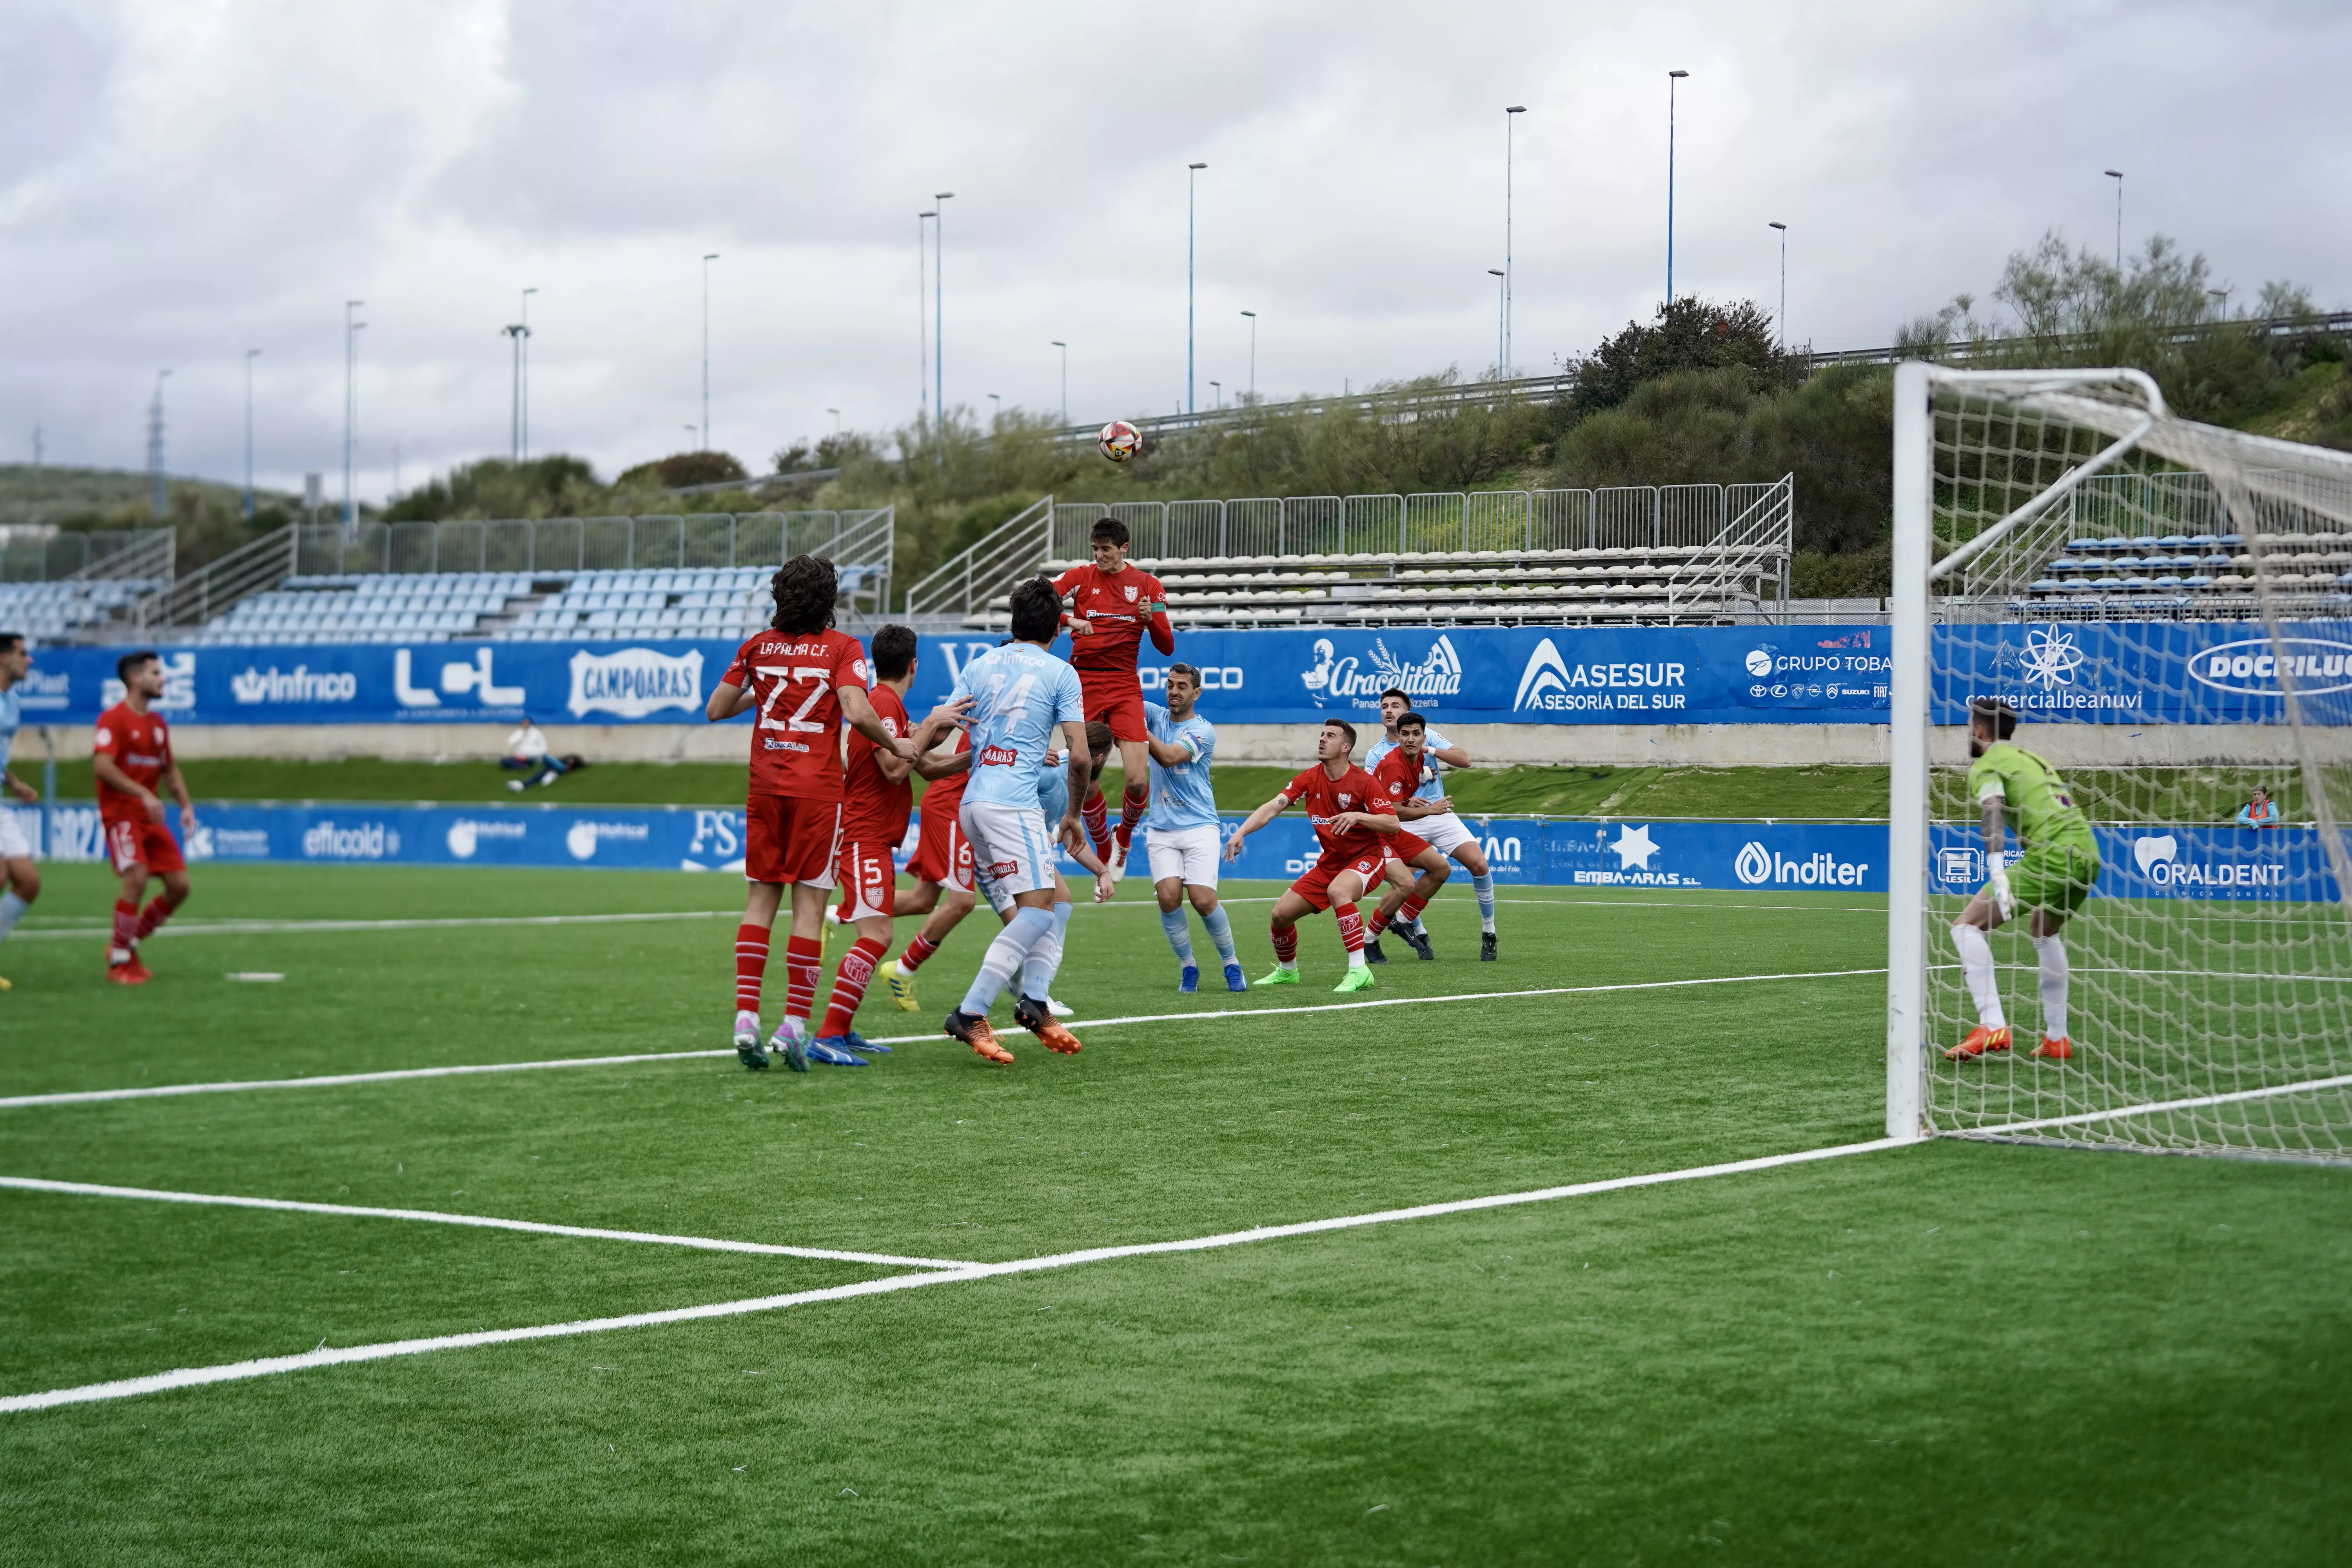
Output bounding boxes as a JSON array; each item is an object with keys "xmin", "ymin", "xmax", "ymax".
[{"xmin": 3, "ymin": 0, "xmax": 2346, "ymax": 504}]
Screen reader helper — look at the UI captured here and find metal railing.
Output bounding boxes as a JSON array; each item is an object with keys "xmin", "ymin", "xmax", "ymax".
[
  {"xmin": 903, "ymin": 496, "xmax": 1054, "ymax": 619},
  {"xmin": 0, "ymin": 526, "xmax": 176, "ymax": 584},
  {"xmin": 1661, "ymin": 480, "xmax": 1796, "ymax": 618},
  {"xmin": 138, "ymin": 508, "xmax": 895, "ymax": 631}
]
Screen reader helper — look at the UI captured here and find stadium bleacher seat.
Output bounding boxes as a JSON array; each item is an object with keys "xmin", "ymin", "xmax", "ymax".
[
  {"xmin": 2020, "ymin": 527, "xmax": 2352, "ymax": 619},
  {"xmin": 183, "ymin": 565, "xmax": 806, "ymax": 644},
  {"xmin": 0, "ymin": 579, "xmax": 162, "ymax": 643}
]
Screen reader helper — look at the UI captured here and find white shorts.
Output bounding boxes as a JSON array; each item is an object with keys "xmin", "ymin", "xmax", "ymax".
[
  {"xmin": 1410, "ymin": 809, "xmax": 1478, "ymax": 856},
  {"xmin": 960, "ymin": 798, "xmax": 1058, "ymax": 915},
  {"xmin": 1145, "ymin": 823, "xmax": 1222, "ymax": 889},
  {"xmin": 0, "ymin": 808, "xmax": 31, "ymax": 860}
]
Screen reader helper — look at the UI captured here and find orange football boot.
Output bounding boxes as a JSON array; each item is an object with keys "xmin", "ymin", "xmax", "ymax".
[
  {"xmin": 106, "ymin": 960, "xmax": 148, "ymax": 987},
  {"xmin": 2031, "ymin": 1035, "xmax": 2073, "ymax": 1060},
  {"xmin": 1014, "ymin": 995, "xmax": 1082, "ymax": 1055},
  {"xmin": 1945, "ymin": 1024, "xmax": 2011, "ymax": 1060},
  {"xmin": 945, "ymin": 1010, "xmax": 1014, "ymax": 1064}
]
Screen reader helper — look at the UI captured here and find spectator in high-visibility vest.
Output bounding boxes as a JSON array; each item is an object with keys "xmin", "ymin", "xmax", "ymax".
[{"xmin": 2235, "ymin": 786, "xmax": 2279, "ymax": 829}]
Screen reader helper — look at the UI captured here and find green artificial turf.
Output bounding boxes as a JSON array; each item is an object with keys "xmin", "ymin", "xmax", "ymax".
[{"xmin": 2, "ymin": 863, "xmax": 2346, "ymax": 1563}]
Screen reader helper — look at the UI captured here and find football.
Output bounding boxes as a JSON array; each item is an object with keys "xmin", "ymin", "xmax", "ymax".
[{"xmin": 1097, "ymin": 419, "xmax": 1142, "ymax": 463}]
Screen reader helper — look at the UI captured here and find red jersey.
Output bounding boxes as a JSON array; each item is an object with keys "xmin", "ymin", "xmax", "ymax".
[
  {"xmin": 94, "ymin": 701, "xmax": 173, "ymax": 818},
  {"xmin": 1282, "ymin": 762, "xmax": 1387, "ymax": 864},
  {"xmin": 920, "ymin": 728, "xmax": 972, "ymax": 818},
  {"xmin": 1054, "ymin": 562, "xmax": 1173, "ymax": 676},
  {"xmin": 723, "ymin": 628, "xmax": 871, "ymax": 800},
  {"xmin": 840, "ymin": 684, "xmax": 914, "ymax": 845},
  {"xmin": 1372, "ymin": 748, "xmax": 1428, "ymax": 842}
]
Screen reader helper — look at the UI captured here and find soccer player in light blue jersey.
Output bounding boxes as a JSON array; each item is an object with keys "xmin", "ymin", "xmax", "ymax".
[
  {"xmin": 0, "ymin": 633, "xmax": 41, "ymax": 987},
  {"xmin": 1141, "ymin": 664, "xmax": 1244, "ymax": 993},
  {"xmin": 942, "ymin": 578, "xmax": 1094, "ymax": 1063},
  {"xmin": 1364, "ymin": 686, "xmax": 1497, "ymax": 961}
]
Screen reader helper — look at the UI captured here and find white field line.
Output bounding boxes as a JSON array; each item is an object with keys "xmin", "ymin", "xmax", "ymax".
[
  {"xmin": 1966, "ymin": 1072, "xmax": 2352, "ymax": 1139},
  {"xmin": 0, "ymin": 1176, "xmax": 975, "ymax": 1271},
  {"xmin": 0, "ymin": 1136, "xmax": 1908, "ymax": 1415},
  {"xmin": 8, "ymin": 910, "xmax": 737, "ymax": 942},
  {"xmin": 1098, "ymin": 895, "xmax": 1884, "ymax": 913},
  {"xmin": 0, "ymin": 967, "xmax": 1887, "ymax": 1112}
]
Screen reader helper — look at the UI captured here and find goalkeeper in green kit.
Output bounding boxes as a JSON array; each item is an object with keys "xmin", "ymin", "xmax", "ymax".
[{"xmin": 1947, "ymin": 697, "xmax": 2102, "ymax": 1063}]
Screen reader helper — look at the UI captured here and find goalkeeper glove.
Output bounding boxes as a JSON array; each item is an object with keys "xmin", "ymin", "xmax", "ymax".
[{"xmin": 1987, "ymin": 859, "xmax": 2016, "ymax": 922}]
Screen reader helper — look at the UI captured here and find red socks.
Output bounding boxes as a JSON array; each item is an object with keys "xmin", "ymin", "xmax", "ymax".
[
  {"xmin": 110, "ymin": 898, "xmax": 139, "ymax": 964},
  {"xmin": 1115, "ymin": 785, "xmax": 1148, "ymax": 853},
  {"xmin": 820, "ymin": 937, "xmax": 887, "ymax": 1038},
  {"xmin": 1334, "ymin": 902, "xmax": 1365, "ymax": 956},
  {"xmin": 1368, "ymin": 892, "xmax": 1428, "ymax": 938},
  {"xmin": 783, "ymin": 935, "xmax": 822, "ymax": 1027},
  {"xmin": 1081, "ymin": 789, "xmax": 1113, "ymax": 862},
  {"xmin": 133, "ymin": 895, "xmax": 176, "ymax": 943},
  {"xmin": 734, "ymin": 922, "xmax": 770, "ymax": 1014},
  {"xmin": 897, "ymin": 932, "xmax": 940, "ymax": 973},
  {"xmin": 1270, "ymin": 924, "xmax": 1298, "ymax": 965}
]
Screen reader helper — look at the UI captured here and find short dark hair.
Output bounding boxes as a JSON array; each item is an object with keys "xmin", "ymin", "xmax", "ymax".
[
  {"xmin": 1165, "ymin": 662, "xmax": 1201, "ymax": 689},
  {"xmin": 1090, "ymin": 517, "xmax": 1130, "ymax": 548},
  {"xmin": 769, "ymin": 555, "xmax": 838, "ymax": 635},
  {"xmin": 1009, "ymin": 576, "xmax": 1063, "ymax": 643},
  {"xmin": 1969, "ymin": 696, "xmax": 2018, "ymax": 740},
  {"xmin": 1084, "ymin": 720, "xmax": 1115, "ymax": 774},
  {"xmin": 1397, "ymin": 710, "xmax": 1427, "ymax": 733},
  {"xmin": 118, "ymin": 650, "xmax": 160, "ymax": 684},
  {"xmin": 1380, "ymin": 686, "xmax": 1409, "ymax": 704},
  {"xmin": 869, "ymin": 624, "xmax": 918, "ymax": 681},
  {"xmin": 1323, "ymin": 717, "xmax": 1357, "ymax": 748},
  {"xmin": 0, "ymin": 632, "xmax": 24, "ymax": 657}
]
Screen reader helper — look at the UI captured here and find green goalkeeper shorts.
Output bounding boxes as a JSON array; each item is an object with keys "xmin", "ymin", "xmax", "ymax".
[{"xmin": 1986, "ymin": 837, "xmax": 2102, "ymax": 915}]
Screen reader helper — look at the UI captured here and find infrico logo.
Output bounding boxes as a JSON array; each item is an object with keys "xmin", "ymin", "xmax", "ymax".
[
  {"xmin": 232, "ymin": 664, "xmax": 358, "ymax": 704},
  {"xmin": 1734, "ymin": 841, "xmax": 1872, "ymax": 887}
]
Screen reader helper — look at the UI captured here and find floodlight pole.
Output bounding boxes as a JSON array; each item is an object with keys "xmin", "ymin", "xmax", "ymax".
[
  {"xmin": 918, "ymin": 211, "xmax": 935, "ymax": 424},
  {"xmin": 1187, "ymin": 162, "xmax": 1207, "ymax": 417},
  {"xmin": 1666, "ymin": 71, "xmax": 1689, "ymax": 303},
  {"xmin": 1051, "ymin": 341, "xmax": 1067, "ymax": 424},
  {"xmin": 2104, "ymin": 169, "xmax": 2124, "ymax": 273},
  {"xmin": 827, "ymin": 407, "xmax": 841, "ymax": 436},
  {"xmin": 520, "ymin": 287, "xmax": 537, "ymax": 461},
  {"xmin": 1487, "ymin": 269, "xmax": 1506, "ymax": 379},
  {"xmin": 934, "ymin": 192, "xmax": 954, "ymax": 425},
  {"xmin": 1504, "ymin": 105, "xmax": 1525, "ymax": 378},
  {"xmin": 503, "ymin": 324, "xmax": 528, "ymax": 462},
  {"xmin": 343, "ymin": 301, "xmax": 364, "ymax": 530},
  {"xmin": 1240, "ymin": 311, "xmax": 1256, "ymax": 401},
  {"xmin": 701, "ymin": 254, "xmax": 719, "ymax": 452},
  {"xmin": 243, "ymin": 350, "xmax": 260, "ymax": 519},
  {"xmin": 148, "ymin": 370, "xmax": 171, "ymax": 520},
  {"xmin": 1210, "ymin": 379, "xmax": 1221, "ymax": 410},
  {"xmin": 1768, "ymin": 222, "xmax": 1788, "ymax": 350}
]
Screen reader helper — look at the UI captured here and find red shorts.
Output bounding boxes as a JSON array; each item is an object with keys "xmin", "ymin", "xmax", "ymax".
[
  {"xmin": 744, "ymin": 795, "xmax": 841, "ymax": 887},
  {"xmin": 1081, "ymin": 676, "xmax": 1149, "ymax": 745},
  {"xmin": 1289, "ymin": 848, "xmax": 1387, "ymax": 913},
  {"xmin": 905, "ymin": 804, "xmax": 975, "ymax": 891},
  {"xmin": 1385, "ymin": 831, "xmax": 1431, "ymax": 862},
  {"xmin": 105, "ymin": 813, "xmax": 184, "ymax": 876},
  {"xmin": 833, "ymin": 838, "xmax": 898, "ymax": 922}
]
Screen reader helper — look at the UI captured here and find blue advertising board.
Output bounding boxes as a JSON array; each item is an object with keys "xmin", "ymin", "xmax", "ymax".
[{"xmin": 16, "ymin": 620, "xmax": 2347, "ymax": 730}]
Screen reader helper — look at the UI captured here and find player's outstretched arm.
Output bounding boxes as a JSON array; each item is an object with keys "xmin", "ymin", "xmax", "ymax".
[
  {"xmin": 914, "ymin": 746, "xmax": 972, "ymax": 782},
  {"xmin": 1430, "ymin": 742, "xmax": 1470, "ymax": 769},
  {"xmin": 1147, "ymin": 608, "xmax": 1174, "ymax": 656},
  {"xmin": 841, "ymin": 684, "xmax": 920, "ymax": 760},
  {"xmin": 1223, "ymin": 791, "xmax": 1291, "ymax": 860},
  {"xmin": 704, "ymin": 681, "xmax": 757, "ymax": 722}
]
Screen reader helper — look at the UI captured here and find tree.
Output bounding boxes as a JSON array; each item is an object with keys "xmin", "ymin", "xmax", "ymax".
[
  {"xmin": 616, "ymin": 450, "xmax": 746, "ymax": 488},
  {"xmin": 1571, "ymin": 297, "xmax": 1788, "ymax": 412}
]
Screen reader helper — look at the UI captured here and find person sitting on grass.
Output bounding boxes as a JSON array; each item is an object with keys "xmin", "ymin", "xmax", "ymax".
[{"xmin": 502, "ymin": 715, "xmax": 587, "ymax": 792}]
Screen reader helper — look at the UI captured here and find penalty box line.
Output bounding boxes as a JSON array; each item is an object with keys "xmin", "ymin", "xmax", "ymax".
[
  {"xmin": 0, "ymin": 968, "xmax": 1889, "ymax": 1112},
  {"xmin": 0, "ymin": 1135, "xmax": 1909, "ymax": 1416},
  {"xmin": 0, "ymin": 1176, "xmax": 976, "ymax": 1272},
  {"xmin": 7, "ymin": 910, "xmax": 738, "ymax": 942}
]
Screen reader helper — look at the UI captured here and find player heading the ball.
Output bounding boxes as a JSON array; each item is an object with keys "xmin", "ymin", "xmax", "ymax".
[
  {"xmin": 1223, "ymin": 717, "xmax": 1400, "ymax": 994},
  {"xmin": 1054, "ymin": 516, "xmax": 1174, "ymax": 877},
  {"xmin": 1945, "ymin": 697, "xmax": 2102, "ymax": 1064}
]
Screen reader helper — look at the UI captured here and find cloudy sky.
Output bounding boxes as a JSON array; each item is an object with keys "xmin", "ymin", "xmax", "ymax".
[{"xmin": 3, "ymin": 0, "xmax": 2345, "ymax": 504}]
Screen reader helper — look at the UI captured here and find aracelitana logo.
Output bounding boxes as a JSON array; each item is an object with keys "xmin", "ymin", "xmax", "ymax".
[
  {"xmin": 1515, "ymin": 637, "xmax": 1688, "ymax": 714},
  {"xmin": 2132, "ymin": 832, "xmax": 2285, "ymax": 890},
  {"xmin": 2188, "ymin": 637, "xmax": 2352, "ymax": 698},
  {"xmin": 446, "ymin": 818, "xmax": 528, "ymax": 860},
  {"xmin": 565, "ymin": 648, "xmax": 704, "ymax": 719},
  {"xmin": 302, "ymin": 819, "xmax": 401, "ymax": 859},
  {"xmin": 566, "ymin": 819, "xmax": 652, "ymax": 861},
  {"xmin": 1301, "ymin": 635, "xmax": 1463, "ymax": 709},
  {"xmin": 1734, "ymin": 840, "xmax": 1873, "ymax": 888},
  {"xmin": 232, "ymin": 664, "xmax": 358, "ymax": 705}
]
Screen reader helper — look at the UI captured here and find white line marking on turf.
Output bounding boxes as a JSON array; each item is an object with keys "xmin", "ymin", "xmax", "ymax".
[
  {"xmin": 8, "ymin": 910, "xmax": 736, "ymax": 941},
  {"xmin": 0, "ymin": 1136, "xmax": 1907, "ymax": 1414},
  {"xmin": 0, "ymin": 967, "xmax": 1887, "ymax": 1111},
  {"xmin": 1967, "ymin": 1072, "xmax": 2352, "ymax": 1139},
  {"xmin": 0, "ymin": 1176, "xmax": 976, "ymax": 1271}
]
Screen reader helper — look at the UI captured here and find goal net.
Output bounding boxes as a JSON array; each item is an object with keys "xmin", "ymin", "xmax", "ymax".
[{"xmin": 1888, "ymin": 364, "xmax": 2352, "ymax": 1160}]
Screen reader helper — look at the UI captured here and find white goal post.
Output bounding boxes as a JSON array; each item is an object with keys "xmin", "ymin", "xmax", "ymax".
[{"xmin": 1889, "ymin": 360, "xmax": 2352, "ymax": 1159}]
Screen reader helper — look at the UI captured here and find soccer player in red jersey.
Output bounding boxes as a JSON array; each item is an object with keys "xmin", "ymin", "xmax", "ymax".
[
  {"xmin": 1222, "ymin": 718, "xmax": 1399, "ymax": 994},
  {"xmin": 877, "ymin": 727, "xmax": 976, "ymax": 1012},
  {"xmin": 706, "ymin": 557, "xmax": 926, "ymax": 1073},
  {"xmin": 812, "ymin": 624, "xmax": 964, "ymax": 1059},
  {"xmin": 92, "ymin": 650, "xmax": 194, "ymax": 984},
  {"xmin": 1054, "ymin": 516, "xmax": 1174, "ymax": 875},
  {"xmin": 1362, "ymin": 713, "xmax": 1454, "ymax": 963}
]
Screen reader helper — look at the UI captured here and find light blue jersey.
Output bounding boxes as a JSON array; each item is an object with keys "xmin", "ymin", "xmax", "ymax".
[
  {"xmin": 1143, "ymin": 701, "xmax": 1220, "ymax": 830},
  {"xmin": 1363, "ymin": 724, "xmax": 1454, "ymax": 803},
  {"xmin": 0, "ymin": 681, "xmax": 18, "ymax": 775},
  {"xmin": 952, "ymin": 642, "xmax": 1087, "ymax": 809}
]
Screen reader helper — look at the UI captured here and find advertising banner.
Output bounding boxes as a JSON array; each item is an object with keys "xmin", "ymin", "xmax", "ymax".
[{"xmin": 1928, "ymin": 822, "xmax": 2338, "ymax": 904}]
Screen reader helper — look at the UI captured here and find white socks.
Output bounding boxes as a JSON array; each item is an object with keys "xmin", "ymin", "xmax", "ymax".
[
  {"xmin": 1951, "ymin": 922, "xmax": 2005, "ymax": 1029},
  {"xmin": 2032, "ymin": 934, "xmax": 2070, "ymax": 1042}
]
